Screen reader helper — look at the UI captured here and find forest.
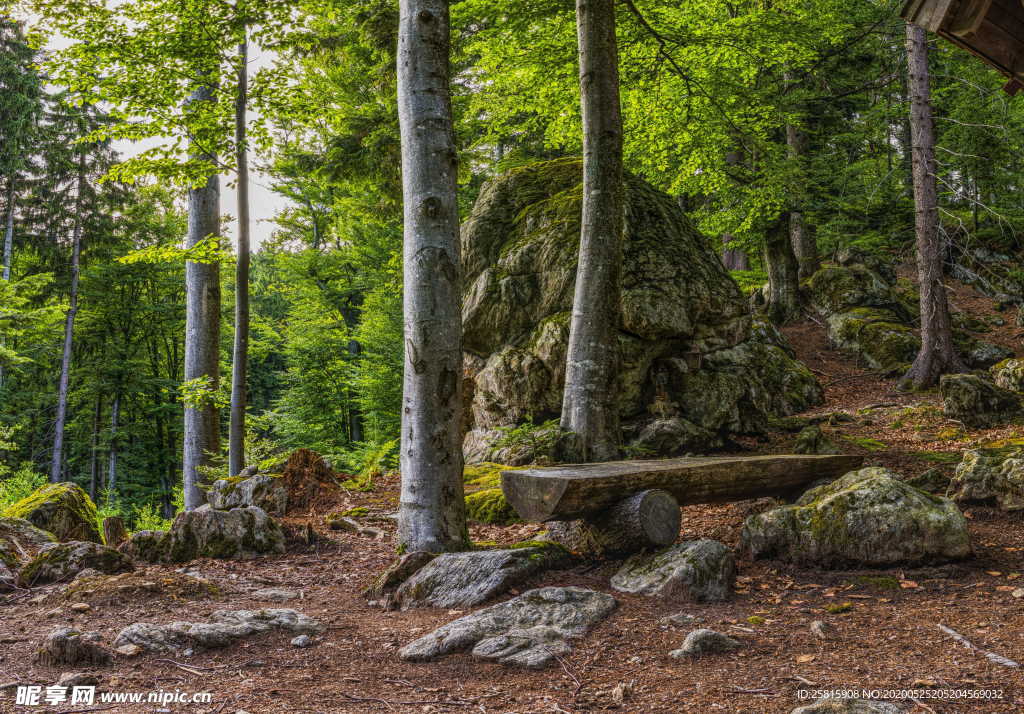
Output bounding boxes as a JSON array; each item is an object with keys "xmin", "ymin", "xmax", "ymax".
[{"xmin": 2, "ymin": 0, "xmax": 1024, "ymax": 711}]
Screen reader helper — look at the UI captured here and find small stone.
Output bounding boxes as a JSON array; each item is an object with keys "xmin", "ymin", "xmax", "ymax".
[
  {"xmin": 291, "ymin": 634, "xmax": 313, "ymax": 648},
  {"xmin": 791, "ymin": 699, "xmax": 905, "ymax": 713},
  {"xmin": 69, "ymin": 602, "xmax": 91, "ymax": 612},
  {"xmin": 668, "ymin": 628, "xmax": 741, "ymax": 658},
  {"xmin": 182, "ymin": 648, "xmax": 194, "ymax": 657},
  {"xmin": 58, "ymin": 672, "xmax": 100, "ymax": 688},
  {"xmin": 252, "ymin": 587, "xmax": 299, "ymax": 602},
  {"xmin": 37, "ymin": 628, "xmax": 113, "ymax": 666},
  {"xmin": 660, "ymin": 612, "xmax": 700, "ymax": 627},
  {"xmin": 810, "ymin": 620, "xmax": 837, "ymax": 640},
  {"xmin": 116, "ymin": 644, "xmax": 143, "ymax": 656},
  {"xmin": 72, "ymin": 568, "xmax": 101, "ymax": 582},
  {"xmin": 1011, "ymin": 588, "xmax": 1024, "ymax": 598}
]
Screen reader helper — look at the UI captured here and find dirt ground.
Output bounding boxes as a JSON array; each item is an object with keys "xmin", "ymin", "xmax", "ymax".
[{"xmin": 3, "ymin": 275, "xmax": 1024, "ymax": 714}]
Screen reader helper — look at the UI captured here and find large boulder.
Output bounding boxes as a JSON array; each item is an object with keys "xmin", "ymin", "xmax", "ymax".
[
  {"xmin": 2, "ymin": 482, "xmax": 101, "ymax": 543},
  {"xmin": 208, "ymin": 474, "xmax": 288, "ymax": 515},
  {"xmin": 741, "ymin": 468, "xmax": 971, "ymax": 567},
  {"xmin": 399, "ymin": 586, "xmax": 617, "ymax": 669},
  {"xmin": 163, "ymin": 506, "xmax": 285, "ymax": 563},
  {"xmin": 610, "ymin": 539, "xmax": 735, "ymax": 602},
  {"xmin": 460, "ymin": 159, "xmax": 822, "ymax": 462},
  {"xmin": 949, "ymin": 447, "xmax": 1024, "ymax": 511},
  {"xmin": 118, "ymin": 530, "xmax": 168, "ymax": 563},
  {"xmin": 824, "ymin": 308, "xmax": 919, "ymax": 374},
  {"xmin": 940, "ymin": 373, "xmax": 1021, "ymax": 428},
  {"xmin": 0, "ymin": 517, "xmax": 56, "ymax": 591},
  {"xmin": 20, "ymin": 541, "xmax": 134, "ymax": 586},
  {"xmin": 392, "ymin": 545, "xmax": 572, "ymax": 610}
]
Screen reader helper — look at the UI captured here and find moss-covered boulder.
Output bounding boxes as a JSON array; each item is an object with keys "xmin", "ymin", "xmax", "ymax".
[
  {"xmin": 20, "ymin": 541, "xmax": 134, "ymax": 586},
  {"xmin": 119, "ymin": 529, "xmax": 169, "ymax": 563},
  {"xmin": 461, "ymin": 158, "xmax": 822, "ymax": 462},
  {"xmin": 905, "ymin": 468, "xmax": 951, "ymax": 494},
  {"xmin": 2, "ymin": 482, "xmax": 101, "ymax": 543},
  {"xmin": 740, "ymin": 467, "xmax": 971, "ymax": 567},
  {"xmin": 163, "ymin": 506, "xmax": 285, "ymax": 563},
  {"xmin": 465, "ymin": 488, "xmax": 521, "ymax": 525},
  {"xmin": 825, "ymin": 308, "xmax": 919, "ymax": 374},
  {"xmin": 962, "ymin": 339, "xmax": 1013, "ymax": 369},
  {"xmin": 0, "ymin": 517, "xmax": 57, "ymax": 590},
  {"xmin": 610, "ymin": 539, "xmax": 735, "ymax": 602},
  {"xmin": 208, "ymin": 474, "xmax": 288, "ymax": 515},
  {"xmin": 940, "ymin": 373, "xmax": 1022, "ymax": 428},
  {"xmin": 793, "ymin": 425, "xmax": 840, "ymax": 455},
  {"xmin": 991, "ymin": 358, "xmax": 1024, "ymax": 392},
  {"xmin": 949, "ymin": 448, "xmax": 1024, "ymax": 511}
]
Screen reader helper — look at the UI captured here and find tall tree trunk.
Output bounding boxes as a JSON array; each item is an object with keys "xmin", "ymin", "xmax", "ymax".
[
  {"xmin": 763, "ymin": 212, "xmax": 802, "ymax": 324},
  {"xmin": 88, "ymin": 394, "xmax": 101, "ymax": 501},
  {"xmin": 395, "ymin": 0, "xmax": 468, "ymax": 552},
  {"xmin": 786, "ymin": 124, "xmax": 819, "ymax": 279},
  {"xmin": 2, "ymin": 177, "xmax": 13, "ymax": 282},
  {"xmin": 900, "ymin": 24, "xmax": 965, "ymax": 389},
  {"xmin": 560, "ymin": 0, "xmax": 624, "ymax": 463},
  {"xmin": 106, "ymin": 391, "xmax": 120, "ymax": 495},
  {"xmin": 182, "ymin": 83, "xmax": 221, "ymax": 511},
  {"xmin": 50, "ymin": 148, "xmax": 87, "ymax": 483},
  {"xmin": 228, "ymin": 35, "xmax": 250, "ymax": 479},
  {"xmin": 721, "ymin": 233, "xmax": 749, "ymax": 271}
]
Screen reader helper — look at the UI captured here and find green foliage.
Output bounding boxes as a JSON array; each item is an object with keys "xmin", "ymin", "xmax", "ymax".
[
  {"xmin": 131, "ymin": 501, "xmax": 174, "ymax": 533},
  {"xmin": 0, "ymin": 466, "xmax": 46, "ymax": 509},
  {"xmin": 493, "ymin": 417, "xmax": 561, "ymax": 460},
  {"xmin": 730, "ymin": 270, "xmax": 768, "ymax": 296},
  {"xmin": 339, "ymin": 439, "xmax": 398, "ymax": 491}
]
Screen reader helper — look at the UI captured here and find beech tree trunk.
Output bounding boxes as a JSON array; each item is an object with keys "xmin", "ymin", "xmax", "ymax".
[
  {"xmin": 396, "ymin": 0, "xmax": 468, "ymax": 552},
  {"xmin": 50, "ymin": 148, "xmax": 87, "ymax": 483},
  {"xmin": 106, "ymin": 391, "xmax": 120, "ymax": 494},
  {"xmin": 88, "ymin": 394, "xmax": 101, "ymax": 500},
  {"xmin": 763, "ymin": 212, "xmax": 801, "ymax": 324},
  {"xmin": 721, "ymin": 233, "xmax": 749, "ymax": 271},
  {"xmin": 182, "ymin": 85, "xmax": 221, "ymax": 511},
  {"xmin": 900, "ymin": 24, "xmax": 965, "ymax": 390},
  {"xmin": 561, "ymin": 0, "xmax": 624, "ymax": 462},
  {"xmin": 786, "ymin": 124, "xmax": 819, "ymax": 279},
  {"xmin": 228, "ymin": 36, "xmax": 250, "ymax": 479},
  {"xmin": 2, "ymin": 178, "xmax": 13, "ymax": 282}
]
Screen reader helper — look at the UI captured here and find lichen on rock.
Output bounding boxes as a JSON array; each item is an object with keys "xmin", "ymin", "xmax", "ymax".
[
  {"xmin": 163, "ymin": 506, "xmax": 285, "ymax": 563},
  {"xmin": 741, "ymin": 467, "xmax": 971, "ymax": 567},
  {"xmin": 610, "ymin": 539, "xmax": 735, "ymax": 602},
  {"xmin": 20, "ymin": 541, "xmax": 134, "ymax": 586},
  {"xmin": 460, "ymin": 159, "xmax": 822, "ymax": 462},
  {"xmin": 940, "ymin": 373, "xmax": 1022, "ymax": 428},
  {"xmin": 949, "ymin": 448, "xmax": 1024, "ymax": 511},
  {"xmin": 2, "ymin": 482, "xmax": 101, "ymax": 543},
  {"xmin": 991, "ymin": 358, "xmax": 1024, "ymax": 392}
]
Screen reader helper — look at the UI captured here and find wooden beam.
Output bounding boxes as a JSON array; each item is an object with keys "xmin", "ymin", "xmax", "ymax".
[{"xmin": 501, "ymin": 454, "xmax": 864, "ymax": 522}]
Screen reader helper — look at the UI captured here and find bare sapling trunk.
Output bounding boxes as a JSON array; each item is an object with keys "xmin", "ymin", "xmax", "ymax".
[
  {"xmin": 50, "ymin": 148, "xmax": 87, "ymax": 482},
  {"xmin": 561, "ymin": 0, "xmax": 624, "ymax": 462},
  {"xmin": 396, "ymin": 0, "xmax": 468, "ymax": 552},
  {"xmin": 89, "ymin": 394, "xmax": 101, "ymax": 500},
  {"xmin": 763, "ymin": 212, "xmax": 802, "ymax": 324},
  {"xmin": 182, "ymin": 84, "xmax": 221, "ymax": 511},
  {"xmin": 106, "ymin": 391, "xmax": 120, "ymax": 495},
  {"xmin": 900, "ymin": 23, "xmax": 965, "ymax": 390},
  {"xmin": 2, "ymin": 177, "xmax": 13, "ymax": 282},
  {"xmin": 228, "ymin": 35, "xmax": 250, "ymax": 479}
]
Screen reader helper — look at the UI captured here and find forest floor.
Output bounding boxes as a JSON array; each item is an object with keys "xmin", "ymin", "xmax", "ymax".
[{"xmin": 3, "ymin": 274, "xmax": 1024, "ymax": 714}]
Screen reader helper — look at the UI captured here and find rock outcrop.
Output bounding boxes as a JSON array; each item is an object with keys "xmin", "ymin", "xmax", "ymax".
[
  {"xmin": 20, "ymin": 541, "xmax": 134, "ymax": 586},
  {"xmin": 949, "ymin": 447, "xmax": 1024, "ymax": 511},
  {"xmin": 3, "ymin": 482, "xmax": 101, "ymax": 543},
  {"xmin": 208, "ymin": 474, "xmax": 288, "ymax": 515},
  {"xmin": 0, "ymin": 517, "xmax": 56, "ymax": 590},
  {"xmin": 610, "ymin": 540, "xmax": 735, "ymax": 602},
  {"xmin": 741, "ymin": 467, "xmax": 971, "ymax": 566},
  {"xmin": 163, "ymin": 507, "xmax": 285, "ymax": 562},
  {"xmin": 400, "ymin": 586, "xmax": 617, "ymax": 669},
  {"xmin": 460, "ymin": 159, "xmax": 822, "ymax": 462},
  {"xmin": 36, "ymin": 628, "xmax": 112, "ymax": 667},
  {"xmin": 940, "ymin": 374, "xmax": 1021, "ymax": 428},
  {"xmin": 113, "ymin": 609, "xmax": 323, "ymax": 654}
]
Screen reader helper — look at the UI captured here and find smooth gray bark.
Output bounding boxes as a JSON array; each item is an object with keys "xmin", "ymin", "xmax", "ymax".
[
  {"xmin": 2, "ymin": 178, "xmax": 13, "ymax": 281},
  {"xmin": 720, "ymin": 233, "xmax": 749, "ymax": 271},
  {"xmin": 88, "ymin": 394, "xmax": 101, "ymax": 501},
  {"xmin": 182, "ymin": 85, "xmax": 221, "ymax": 511},
  {"xmin": 900, "ymin": 24, "xmax": 965, "ymax": 389},
  {"xmin": 107, "ymin": 391, "xmax": 120, "ymax": 494},
  {"xmin": 560, "ymin": 0, "xmax": 624, "ymax": 463},
  {"xmin": 228, "ymin": 36, "xmax": 250, "ymax": 479},
  {"xmin": 396, "ymin": 0, "xmax": 468, "ymax": 552},
  {"xmin": 50, "ymin": 149, "xmax": 86, "ymax": 483}
]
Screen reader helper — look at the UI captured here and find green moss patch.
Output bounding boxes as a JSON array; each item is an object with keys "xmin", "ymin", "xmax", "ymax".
[
  {"xmin": 464, "ymin": 488, "xmax": 521, "ymax": 525},
  {"xmin": 2, "ymin": 482, "xmax": 101, "ymax": 543},
  {"xmin": 463, "ymin": 462, "xmax": 525, "ymax": 488}
]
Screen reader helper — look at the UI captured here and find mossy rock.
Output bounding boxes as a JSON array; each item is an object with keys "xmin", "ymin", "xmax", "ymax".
[
  {"xmin": 949, "ymin": 448, "xmax": 1024, "ymax": 511},
  {"xmin": 807, "ymin": 265, "xmax": 905, "ymax": 317},
  {"xmin": 20, "ymin": 541, "xmax": 134, "ymax": 586},
  {"xmin": 826, "ymin": 309, "xmax": 919, "ymax": 374},
  {"xmin": 163, "ymin": 506, "xmax": 285, "ymax": 563},
  {"xmin": 465, "ymin": 488, "xmax": 521, "ymax": 525},
  {"xmin": 905, "ymin": 467, "xmax": 952, "ymax": 494},
  {"xmin": 463, "ymin": 462, "xmax": 524, "ymax": 488},
  {"xmin": 63, "ymin": 570, "xmax": 219, "ymax": 604},
  {"xmin": 2, "ymin": 482, "xmax": 101, "ymax": 543},
  {"xmin": 741, "ymin": 467, "xmax": 971, "ymax": 567},
  {"xmin": 119, "ymin": 529, "xmax": 169, "ymax": 563},
  {"xmin": 940, "ymin": 373, "xmax": 1022, "ymax": 428},
  {"xmin": 991, "ymin": 358, "xmax": 1024, "ymax": 392},
  {"xmin": 793, "ymin": 425, "xmax": 840, "ymax": 455}
]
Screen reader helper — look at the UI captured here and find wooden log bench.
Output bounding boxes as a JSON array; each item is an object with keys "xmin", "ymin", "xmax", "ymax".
[{"xmin": 501, "ymin": 454, "xmax": 863, "ymax": 555}]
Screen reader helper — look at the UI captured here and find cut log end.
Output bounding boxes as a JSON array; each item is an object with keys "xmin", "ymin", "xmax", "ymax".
[{"xmin": 545, "ymin": 489, "xmax": 680, "ymax": 557}]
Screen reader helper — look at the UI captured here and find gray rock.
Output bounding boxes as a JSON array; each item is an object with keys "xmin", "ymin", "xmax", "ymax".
[
  {"xmin": 118, "ymin": 530, "xmax": 168, "ymax": 563},
  {"xmin": 164, "ymin": 506, "xmax": 285, "ymax": 563},
  {"xmin": 20, "ymin": 541, "xmax": 134, "ymax": 586},
  {"xmin": 660, "ymin": 612, "xmax": 701, "ymax": 627},
  {"xmin": 904, "ymin": 468, "xmax": 951, "ymax": 494},
  {"xmin": 393, "ymin": 545, "xmax": 572, "ymax": 610},
  {"xmin": 57, "ymin": 672, "xmax": 100, "ymax": 688},
  {"xmin": 809, "ymin": 620, "xmax": 837, "ymax": 641},
  {"xmin": 460, "ymin": 160, "xmax": 822, "ymax": 463},
  {"xmin": 793, "ymin": 425, "xmax": 840, "ymax": 455},
  {"xmin": 611, "ymin": 540, "xmax": 735, "ymax": 602},
  {"xmin": 209, "ymin": 475, "xmax": 288, "ymax": 515},
  {"xmin": 37, "ymin": 628, "xmax": 112, "ymax": 666},
  {"xmin": 741, "ymin": 467, "xmax": 971, "ymax": 567},
  {"xmin": 668, "ymin": 628, "xmax": 741, "ymax": 658},
  {"xmin": 0, "ymin": 516, "xmax": 57, "ymax": 551},
  {"xmin": 940, "ymin": 373, "xmax": 1021, "ymax": 428},
  {"xmin": 966, "ymin": 340, "xmax": 1013, "ymax": 369},
  {"xmin": 362, "ymin": 551, "xmax": 437, "ymax": 604},
  {"xmin": 950, "ymin": 448, "xmax": 1024, "ymax": 511},
  {"xmin": 400, "ymin": 586, "xmax": 617, "ymax": 669},
  {"xmin": 113, "ymin": 609, "xmax": 323, "ymax": 654},
  {"xmin": 824, "ymin": 309, "xmax": 918, "ymax": 374},
  {"xmin": 252, "ymin": 587, "xmax": 299, "ymax": 602},
  {"xmin": 791, "ymin": 700, "xmax": 904, "ymax": 713},
  {"xmin": 290, "ymin": 634, "xmax": 312, "ymax": 648},
  {"xmin": 992, "ymin": 358, "xmax": 1024, "ymax": 392}
]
